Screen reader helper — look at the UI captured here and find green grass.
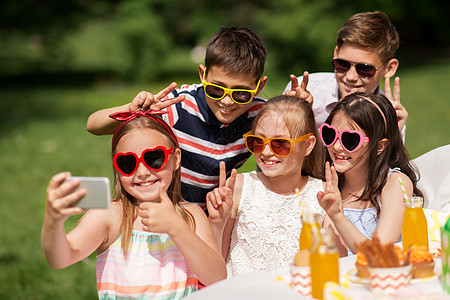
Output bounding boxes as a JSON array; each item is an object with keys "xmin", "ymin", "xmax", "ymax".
[{"xmin": 0, "ymin": 59, "xmax": 449, "ymax": 298}]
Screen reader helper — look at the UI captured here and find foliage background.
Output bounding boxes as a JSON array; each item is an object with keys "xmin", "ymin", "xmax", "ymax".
[
  {"xmin": 0, "ymin": 0, "xmax": 449, "ymax": 298},
  {"xmin": 1, "ymin": 0, "xmax": 449, "ymax": 81}
]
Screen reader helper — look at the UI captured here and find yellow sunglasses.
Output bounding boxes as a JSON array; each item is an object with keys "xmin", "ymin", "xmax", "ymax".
[{"xmin": 202, "ymin": 68, "xmax": 261, "ymax": 104}]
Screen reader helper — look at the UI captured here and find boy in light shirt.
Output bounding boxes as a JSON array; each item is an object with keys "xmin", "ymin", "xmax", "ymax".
[{"xmin": 286, "ymin": 11, "xmax": 407, "ymax": 135}]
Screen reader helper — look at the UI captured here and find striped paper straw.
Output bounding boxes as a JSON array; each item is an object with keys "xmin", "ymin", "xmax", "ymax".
[
  {"xmin": 398, "ymin": 175, "xmax": 409, "ymax": 205},
  {"xmin": 296, "ymin": 188, "xmax": 304, "ymax": 215}
]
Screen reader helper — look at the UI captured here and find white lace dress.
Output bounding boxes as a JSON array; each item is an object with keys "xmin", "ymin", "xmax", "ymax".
[{"xmin": 226, "ymin": 171, "xmax": 325, "ymax": 277}]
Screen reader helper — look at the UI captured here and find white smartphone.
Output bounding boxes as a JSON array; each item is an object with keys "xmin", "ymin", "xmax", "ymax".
[{"xmin": 66, "ymin": 176, "xmax": 111, "ymax": 209}]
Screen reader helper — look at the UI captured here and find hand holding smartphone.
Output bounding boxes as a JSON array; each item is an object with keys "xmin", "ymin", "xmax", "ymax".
[{"xmin": 66, "ymin": 176, "xmax": 111, "ymax": 209}]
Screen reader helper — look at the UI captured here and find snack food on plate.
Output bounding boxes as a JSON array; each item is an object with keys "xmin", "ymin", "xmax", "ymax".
[
  {"xmin": 355, "ymin": 251, "xmax": 370, "ymax": 279},
  {"xmin": 356, "ymin": 236, "xmax": 405, "ymax": 268},
  {"xmin": 408, "ymin": 245, "xmax": 435, "ymax": 278},
  {"xmin": 356, "ymin": 244, "xmax": 404, "ymax": 278}
]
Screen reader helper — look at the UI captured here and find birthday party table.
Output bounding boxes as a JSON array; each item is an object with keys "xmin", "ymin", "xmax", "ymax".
[{"xmin": 184, "ymin": 241, "xmax": 449, "ymax": 300}]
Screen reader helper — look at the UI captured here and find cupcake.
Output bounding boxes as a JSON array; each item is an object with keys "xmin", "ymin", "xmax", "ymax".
[{"xmin": 408, "ymin": 245, "xmax": 435, "ymax": 279}]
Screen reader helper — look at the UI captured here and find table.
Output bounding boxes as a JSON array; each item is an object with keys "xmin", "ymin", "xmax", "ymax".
[
  {"xmin": 183, "ymin": 270, "xmax": 305, "ymax": 300},
  {"xmin": 184, "ymin": 241, "xmax": 449, "ymax": 299},
  {"xmin": 337, "ymin": 241, "xmax": 446, "ymax": 298}
]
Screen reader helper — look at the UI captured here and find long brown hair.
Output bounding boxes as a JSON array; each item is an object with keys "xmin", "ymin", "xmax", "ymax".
[
  {"xmin": 111, "ymin": 116, "xmax": 195, "ymax": 256},
  {"xmin": 252, "ymin": 95, "xmax": 324, "ymax": 179}
]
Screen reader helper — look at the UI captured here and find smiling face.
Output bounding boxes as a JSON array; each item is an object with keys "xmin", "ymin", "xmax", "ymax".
[
  {"xmin": 334, "ymin": 43, "xmax": 390, "ymax": 99},
  {"xmin": 253, "ymin": 112, "xmax": 309, "ymax": 179},
  {"xmin": 115, "ymin": 128, "xmax": 181, "ymax": 203},
  {"xmin": 326, "ymin": 111, "xmax": 370, "ymax": 174},
  {"xmin": 199, "ymin": 65, "xmax": 265, "ymax": 124}
]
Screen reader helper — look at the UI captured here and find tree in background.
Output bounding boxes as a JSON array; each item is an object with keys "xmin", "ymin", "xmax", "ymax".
[{"xmin": 0, "ymin": 0, "xmax": 448, "ymax": 82}]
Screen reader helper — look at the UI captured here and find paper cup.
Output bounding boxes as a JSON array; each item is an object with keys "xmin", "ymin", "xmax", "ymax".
[
  {"xmin": 290, "ymin": 265, "xmax": 311, "ymax": 297},
  {"xmin": 369, "ymin": 264, "xmax": 412, "ymax": 295}
]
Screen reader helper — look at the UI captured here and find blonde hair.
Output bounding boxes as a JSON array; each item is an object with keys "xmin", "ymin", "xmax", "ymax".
[
  {"xmin": 111, "ymin": 116, "xmax": 195, "ymax": 256},
  {"xmin": 252, "ymin": 95, "xmax": 324, "ymax": 179}
]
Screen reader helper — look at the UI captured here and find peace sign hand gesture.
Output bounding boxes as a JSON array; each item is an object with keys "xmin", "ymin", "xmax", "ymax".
[
  {"xmin": 284, "ymin": 72, "xmax": 314, "ymax": 104},
  {"xmin": 130, "ymin": 82, "xmax": 186, "ymax": 112},
  {"xmin": 206, "ymin": 161, "xmax": 237, "ymax": 223},
  {"xmin": 316, "ymin": 162, "xmax": 343, "ymax": 220},
  {"xmin": 384, "ymin": 77, "xmax": 408, "ymax": 133}
]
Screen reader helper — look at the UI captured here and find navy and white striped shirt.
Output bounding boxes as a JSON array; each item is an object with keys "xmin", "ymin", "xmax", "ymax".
[{"xmin": 162, "ymin": 83, "xmax": 265, "ymax": 207}]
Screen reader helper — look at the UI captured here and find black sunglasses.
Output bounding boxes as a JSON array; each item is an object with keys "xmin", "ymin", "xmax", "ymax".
[{"xmin": 331, "ymin": 58, "xmax": 387, "ymax": 79}]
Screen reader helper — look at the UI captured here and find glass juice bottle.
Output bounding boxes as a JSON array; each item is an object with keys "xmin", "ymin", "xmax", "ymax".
[
  {"xmin": 310, "ymin": 227, "xmax": 339, "ymax": 300},
  {"xmin": 402, "ymin": 196, "xmax": 428, "ymax": 251},
  {"xmin": 299, "ymin": 213, "xmax": 321, "ymax": 250}
]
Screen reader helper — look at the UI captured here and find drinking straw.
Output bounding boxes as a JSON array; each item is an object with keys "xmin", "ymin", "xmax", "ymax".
[
  {"xmin": 296, "ymin": 187, "xmax": 305, "ymax": 217},
  {"xmin": 295, "ymin": 187, "xmax": 302, "ymax": 208},
  {"xmin": 398, "ymin": 175, "xmax": 409, "ymax": 205}
]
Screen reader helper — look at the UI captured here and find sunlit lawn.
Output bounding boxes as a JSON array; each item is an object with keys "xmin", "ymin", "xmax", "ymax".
[{"xmin": 0, "ymin": 59, "xmax": 449, "ymax": 298}]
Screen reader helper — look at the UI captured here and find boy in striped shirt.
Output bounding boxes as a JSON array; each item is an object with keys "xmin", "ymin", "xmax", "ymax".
[{"xmin": 87, "ymin": 27, "xmax": 268, "ymax": 208}]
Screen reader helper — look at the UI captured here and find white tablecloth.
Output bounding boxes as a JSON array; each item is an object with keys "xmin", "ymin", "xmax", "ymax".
[
  {"xmin": 184, "ymin": 270, "xmax": 306, "ymax": 300},
  {"xmin": 184, "ymin": 241, "xmax": 449, "ymax": 299}
]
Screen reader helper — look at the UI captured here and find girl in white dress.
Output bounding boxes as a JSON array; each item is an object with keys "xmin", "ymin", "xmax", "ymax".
[{"xmin": 207, "ymin": 95, "xmax": 325, "ymax": 277}]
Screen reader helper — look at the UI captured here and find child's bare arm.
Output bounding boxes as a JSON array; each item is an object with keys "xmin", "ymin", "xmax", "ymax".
[
  {"xmin": 86, "ymin": 82, "xmax": 186, "ymax": 135},
  {"xmin": 184, "ymin": 205, "xmax": 228, "ymax": 285},
  {"xmin": 86, "ymin": 103, "xmax": 129, "ymax": 135},
  {"xmin": 375, "ymin": 172, "xmax": 411, "ymax": 244},
  {"xmin": 317, "ymin": 163, "xmax": 369, "ymax": 255},
  {"xmin": 41, "ymin": 172, "xmax": 110, "ymax": 268}
]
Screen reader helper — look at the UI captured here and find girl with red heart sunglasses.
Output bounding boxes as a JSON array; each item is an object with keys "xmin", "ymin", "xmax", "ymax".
[
  {"xmin": 42, "ymin": 111, "xmax": 226, "ymax": 298},
  {"xmin": 317, "ymin": 92, "xmax": 423, "ymax": 256}
]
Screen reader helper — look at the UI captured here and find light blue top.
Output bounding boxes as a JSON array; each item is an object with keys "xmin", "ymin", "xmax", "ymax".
[{"xmin": 344, "ymin": 168, "xmax": 401, "ymax": 255}]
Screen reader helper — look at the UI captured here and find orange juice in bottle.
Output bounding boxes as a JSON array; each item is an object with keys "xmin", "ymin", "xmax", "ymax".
[
  {"xmin": 299, "ymin": 213, "xmax": 321, "ymax": 250},
  {"xmin": 402, "ymin": 196, "xmax": 428, "ymax": 251},
  {"xmin": 310, "ymin": 227, "xmax": 339, "ymax": 300}
]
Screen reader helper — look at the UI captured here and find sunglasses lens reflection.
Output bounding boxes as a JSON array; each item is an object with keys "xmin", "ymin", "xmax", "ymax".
[
  {"xmin": 356, "ymin": 65, "xmax": 376, "ymax": 78},
  {"xmin": 143, "ymin": 149, "xmax": 166, "ymax": 170},
  {"xmin": 341, "ymin": 132, "xmax": 361, "ymax": 152},
  {"xmin": 270, "ymin": 139, "xmax": 291, "ymax": 156},
  {"xmin": 332, "ymin": 59, "xmax": 351, "ymax": 73},
  {"xmin": 205, "ymin": 85, "xmax": 225, "ymax": 99},
  {"xmin": 246, "ymin": 136, "xmax": 263, "ymax": 153},
  {"xmin": 321, "ymin": 126, "xmax": 336, "ymax": 146},
  {"xmin": 231, "ymin": 91, "xmax": 252, "ymax": 103},
  {"xmin": 116, "ymin": 155, "xmax": 137, "ymax": 175}
]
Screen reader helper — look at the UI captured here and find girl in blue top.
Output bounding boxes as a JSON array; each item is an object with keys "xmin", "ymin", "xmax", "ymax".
[{"xmin": 317, "ymin": 92, "xmax": 422, "ymax": 256}]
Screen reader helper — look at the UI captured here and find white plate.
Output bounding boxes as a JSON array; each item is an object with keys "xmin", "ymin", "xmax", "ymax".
[{"xmin": 347, "ymin": 269, "xmax": 439, "ymax": 285}]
